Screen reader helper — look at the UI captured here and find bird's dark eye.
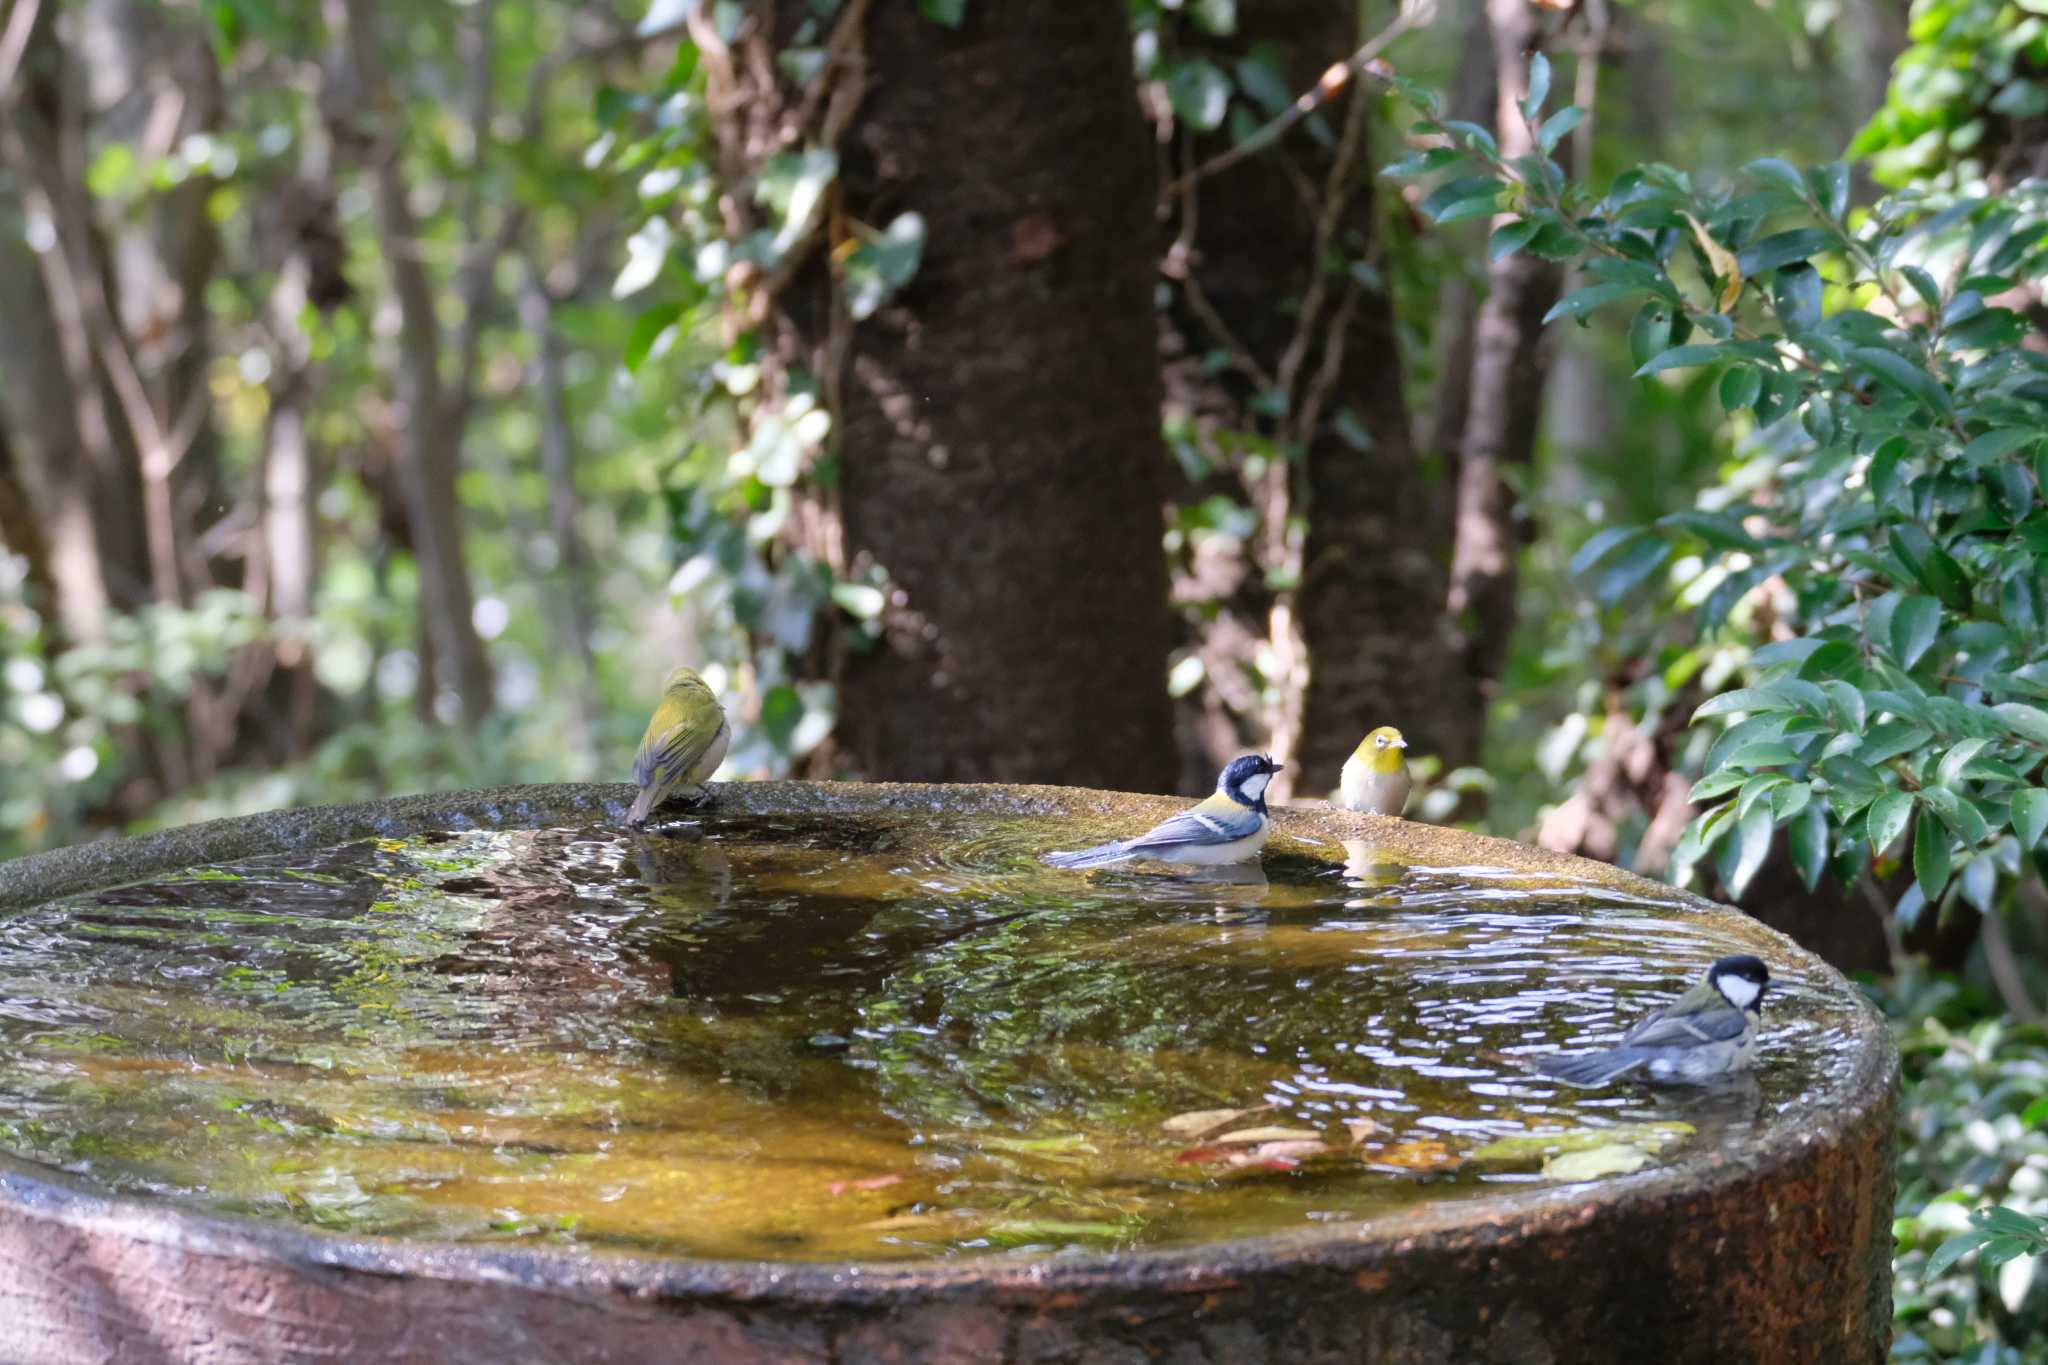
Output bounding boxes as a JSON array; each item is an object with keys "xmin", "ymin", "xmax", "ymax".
[{"xmin": 1374, "ymin": 736, "xmax": 1385, "ymax": 747}]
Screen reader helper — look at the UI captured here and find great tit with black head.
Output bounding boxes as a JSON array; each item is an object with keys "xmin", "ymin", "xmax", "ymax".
[
  {"xmin": 1339, "ymin": 725, "xmax": 1411, "ymax": 816},
  {"xmin": 626, "ymin": 666, "xmax": 731, "ymax": 826},
  {"xmin": 1533, "ymin": 954, "xmax": 1770, "ymax": 1087},
  {"xmin": 1046, "ymin": 755, "xmax": 1281, "ymax": 869}
]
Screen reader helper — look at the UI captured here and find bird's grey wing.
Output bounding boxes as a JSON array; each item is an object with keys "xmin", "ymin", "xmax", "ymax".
[
  {"xmin": 1621, "ymin": 1004, "xmax": 1747, "ymax": 1049},
  {"xmin": 1121, "ymin": 805, "xmax": 1262, "ymax": 856}
]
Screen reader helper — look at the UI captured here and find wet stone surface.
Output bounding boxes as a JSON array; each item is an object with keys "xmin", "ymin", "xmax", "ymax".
[{"xmin": 0, "ymin": 807, "xmax": 1866, "ymax": 1262}]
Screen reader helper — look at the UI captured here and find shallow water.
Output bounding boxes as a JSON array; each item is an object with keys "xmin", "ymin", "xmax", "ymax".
[{"xmin": 0, "ymin": 812, "xmax": 1859, "ymax": 1260}]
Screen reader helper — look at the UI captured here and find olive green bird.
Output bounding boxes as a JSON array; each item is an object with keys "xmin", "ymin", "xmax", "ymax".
[
  {"xmin": 1339, "ymin": 725, "xmax": 1411, "ymax": 817},
  {"xmin": 626, "ymin": 666, "xmax": 731, "ymax": 826}
]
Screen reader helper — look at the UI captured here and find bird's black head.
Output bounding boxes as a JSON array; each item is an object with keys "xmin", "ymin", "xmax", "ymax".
[
  {"xmin": 1220, "ymin": 753, "xmax": 1281, "ymax": 811},
  {"xmin": 1708, "ymin": 954, "xmax": 1770, "ymax": 1011}
]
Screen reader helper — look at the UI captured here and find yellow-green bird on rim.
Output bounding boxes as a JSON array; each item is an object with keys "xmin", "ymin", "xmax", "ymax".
[
  {"xmin": 1339, "ymin": 725, "xmax": 1411, "ymax": 816},
  {"xmin": 626, "ymin": 666, "xmax": 731, "ymax": 826}
]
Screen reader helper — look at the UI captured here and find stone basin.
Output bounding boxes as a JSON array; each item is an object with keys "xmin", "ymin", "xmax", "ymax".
[{"xmin": 0, "ymin": 782, "xmax": 1895, "ymax": 1363}]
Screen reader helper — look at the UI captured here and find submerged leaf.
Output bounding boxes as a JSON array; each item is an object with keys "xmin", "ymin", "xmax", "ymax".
[
  {"xmin": 1544, "ymin": 1143, "xmax": 1653, "ymax": 1180},
  {"xmin": 1210, "ymin": 1125, "xmax": 1325, "ymax": 1145},
  {"xmin": 1159, "ymin": 1104, "xmax": 1269, "ymax": 1138}
]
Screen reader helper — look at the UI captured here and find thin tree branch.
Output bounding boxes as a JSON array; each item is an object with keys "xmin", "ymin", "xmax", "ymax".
[
  {"xmin": 0, "ymin": 0, "xmax": 40, "ymax": 96},
  {"xmin": 1159, "ymin": 0, "xmax": 1432, "ymax": 201}
]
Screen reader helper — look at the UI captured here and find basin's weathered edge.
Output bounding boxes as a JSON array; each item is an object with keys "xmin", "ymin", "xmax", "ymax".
[{"xmin": 0, "ymin": 781, "xmax": 1898, "ymax": 1364}]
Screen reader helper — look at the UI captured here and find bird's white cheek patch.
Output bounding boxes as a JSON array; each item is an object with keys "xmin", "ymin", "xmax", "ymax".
[
  {"xmin": 1241, "ymin": 773, "xmax": 1272, "ymax": 801},
  {"xmin": 1719, "ymin": 976, "xmax": 1762, "ymax": 1009}
]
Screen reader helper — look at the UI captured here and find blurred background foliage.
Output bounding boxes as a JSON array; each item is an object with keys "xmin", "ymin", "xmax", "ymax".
[{"xmin": 1, "ymin": 0, "xmax": 2045, "ymax": 1355}]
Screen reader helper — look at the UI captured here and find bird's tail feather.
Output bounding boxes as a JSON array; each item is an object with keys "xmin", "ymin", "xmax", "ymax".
[
  {"xmin": 626, "ymin": 787, "xmax": 655, "ymax": 826},
  {"xmin": 1534, "ymin": 1049, "xmax": 1645, "ymax": 1087},
  {"xmin": 1045, "ymin": 841, "xmax": 1132, "ymax": 870}
]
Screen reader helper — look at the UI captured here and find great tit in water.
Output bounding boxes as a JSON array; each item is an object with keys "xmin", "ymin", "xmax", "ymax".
[
  {"xmin": 1339, "ymin": 725, "xmax": 1411, "ymax": 816},
  {"xmin": 626, "ymin": 666, "xmax": 731, "ymax": 826},
  {"xmin": 1534, "ymin": 954, "xmax": 1770, "ymax": 1086},
  {"xmin": 1046, "ymin": 755, "xmax": 1280, "ymax": 869}
]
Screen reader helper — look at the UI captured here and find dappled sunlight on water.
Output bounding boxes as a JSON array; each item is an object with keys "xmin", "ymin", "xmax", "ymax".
[{"xmin": 0, "ymin": 812, "xmax": 1859, "ymax": 1259}]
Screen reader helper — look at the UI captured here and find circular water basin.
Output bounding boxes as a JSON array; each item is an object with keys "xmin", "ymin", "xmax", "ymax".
[{"xmin": 0, "ymin": 782, "xmax": 1895, "ymax": 1363}]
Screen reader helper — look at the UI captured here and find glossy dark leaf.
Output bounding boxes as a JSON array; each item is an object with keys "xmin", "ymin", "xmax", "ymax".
[{"xmin": 1913, "ymin": 808, "xmax": 1951, "ymax": 902}]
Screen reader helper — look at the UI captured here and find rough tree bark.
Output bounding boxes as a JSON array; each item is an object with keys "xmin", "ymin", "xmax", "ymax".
[
  {"xmin": 781, "ymin": 2, "xmax": 1178, "ymax": 790},
  {"xmin": 1442, "ymin": 0, "xmax": 1566, "ymax": 723}
]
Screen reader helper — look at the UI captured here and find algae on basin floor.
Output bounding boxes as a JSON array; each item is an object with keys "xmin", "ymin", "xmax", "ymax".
[{"xmin": 0, "ymin": 811, "xmax": 1862, "ymax": 1259}]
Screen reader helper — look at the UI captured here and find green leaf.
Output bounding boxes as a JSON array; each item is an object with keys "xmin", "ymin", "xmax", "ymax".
[
  {"xmin": 1925, "ymin": 1228, "xmax": 1988, "ymax": 1278},
  {"xmin": 1433, "ymin": 195, "xmax": 1509, "ymax": 227},
  {"xmin": 1787, "ymin": 802, "xmax": 1827, "ymax": 891},
  {"xmin": 1535, "ymin": 106, "xmax": 1584, "ymax": 155},
  {"xmin": 1656, "ymin": 509, "xmax": 1761, "ymax": 551},
  {"xmin": 622, "ymin": 302, "xmax": 683, "ymax": 373},
  {"xmin": 1729, "ymin": 801, "xmax": 1774, "ymax": 899},
  {"xmin": 1165, "ymin": 58, "xmax": 1232, "ymax": 131},
  {"xmin": 1913, "ymin": 809, "xmax": 1952, "ymax": 902},
  {"xmin": 1189, "ymin": 0, "xmax": 1235, "ymax": 34},
  {"xmin": 1569, "ymin": 526, "xmax": 1642, "ymax": 579},
  {"xmin": 1935, "ymin": 737, "xmax": 1990, "ymax": 788},
  {"xmin": 1820, "ymin": 756, "xmax": 1886, "ymax": 807},
  {"xmin": 1848, "ymin": 345, "xmax": 1953, "ymax": 416},
  {"xmin": 1773, "ymin": 264, "xmax": 1822, "ymax": 332},
  {"xmin": 1744, "ymin": 157, "xmax": 1809, "ymax": 200},
  {"xmin": 1993, "ymin": 702, "xmax": 2048, "ymax": 745},
  {"xmin": 1694, "ymin": 687, "xmax": 1797, "ymax": 720},
  {"xmin": 1899, "ymin": 269, "xmax": 1942, "ymax": 312},
  {"xmin": 917, "ymin": 0, "xmax": 966, "ymax": 24},
  {"xmin": 1737, "ymin": 228, "xmax": 1834, "ymax": 277},
  {"xmin": 1891, "ymin": 525, "xmax": 1973, "ymax": 612},
  {"xmin": 1821, "ymin": 680, "xmax": 1866, "ymax": 733},
  {"xmin": 1233, "ymin": 50, "xmax": 1293, "ymax": 114},
  {"xmin": 1921, "ymin": 786, "xmax": 1990, "ymax": 848},
  {"xmin": 1727, "ymin": 741, "xmax": 1800, "ymax": 770},
  {"xmin": 2010, "ymin": 788, "xmax": 2048, "ymax": 849},
  {"xmin": 1892, "ymin": 595, "xmax": 1942, "ymax": 670},
  {"xmin": 842, "ymin": 212, "xmax": 927, "ymax": 321},
  {"xmin": 1689, "ymin": 769, "xmax": 1750, "ymax": 802},
  {"xmin": 1961, "ymin": 428, "xmax": 2040, "ymax": 466},
  {"xmin": 1812, "ymin": 161, "xmax": 1849, "ymax": 218},
  {"xmin": 1520, "ymin": 52, "xmax": 1551, "ymax": 120},
  {"xmin": 1595, "ymin": 536, "xmax": 1670, "ymax": 604},
  {"xmin": 1718, "ymin": 365, "xmax": 1762, "ymax": 412},
  {"xmin": 1420, "ymin": 177, "xmax": 1502, "ymax": 223},
  {"xmin": 1628, "ymin": 303, "xmax": 1674, "ymax": 368},
  {"xmin": 1635, "ymin": 344, "xmax": 1725, "ymax": 377},
  {"xmin": 1544, "ymin": 282, "xmax": 1644, "ymax": 325},
  {"xmin": 1959, "ymin": 852, "xmax": 1997, "ymax": 914},
  {"xmin": 1488, "ymin": 220, "xmax": 1539, "ymax": 262},
  {"xmin": 1773, "ymin": 780, "xmax": 1813, "ymax": 823},
  {"xmin": 1868, "ymin": 790, "xmax": 1912, "ymax": 856},
  {"xmin": 1669, "ymin": 804, "xmax": 1733, "ymax": 876},
  {"xmin": 1736, "ymin": 773, "xmax": 1789, "ymax": 820}
]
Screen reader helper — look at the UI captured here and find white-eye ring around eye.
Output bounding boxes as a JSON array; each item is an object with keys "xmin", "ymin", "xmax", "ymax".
[{"xmin": 1374, "ymin": 736, "xmax": 1385, "ymax": 747}]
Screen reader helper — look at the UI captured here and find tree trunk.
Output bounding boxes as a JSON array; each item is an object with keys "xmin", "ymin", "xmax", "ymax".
[
  {"xmin": 1156, "ymin": 0, "xmax": 1471, "ymax": 791},
  {"xmin": 0, "ymin": 0, "xmax": 154, "ymax": 636},
  {"xmin": 336, "ymin": 0, "xmax": 495, "ymax": 726},
  {"xmin": 1442, "ymin": 0, "xmax": 1565, "ymax": 719},
  {"xmin": 790, "ymin": 2, "xmax": 1178, "ymax": 790},
  {"xmin": 524, "ymin": 283, "xmax": 600, "ymax": 765}
]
